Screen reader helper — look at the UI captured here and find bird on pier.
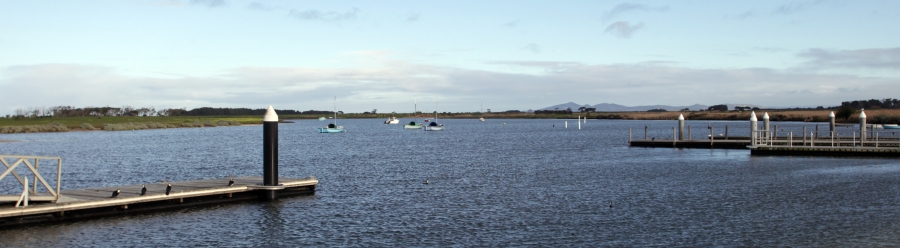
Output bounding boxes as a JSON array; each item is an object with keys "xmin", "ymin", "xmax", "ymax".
[
  {"xmin": 111, "ymin": 189, "xmax": 120, "ymax": 198},
  {"xmin": 228, "ymin": 179, "xmax": 234, "ymax": 187},
  {"xmin": 140, "ymin": 185, "xmax": 147, "ymax": 196},
  {"xmin": 165, "ymin": 184, "xmax": 172, "ymax": 195}
]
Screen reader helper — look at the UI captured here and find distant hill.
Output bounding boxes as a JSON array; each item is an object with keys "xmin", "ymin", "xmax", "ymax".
[{"xmin": 539, "ymin": 103, "xmax": 765, "ymax": 112}]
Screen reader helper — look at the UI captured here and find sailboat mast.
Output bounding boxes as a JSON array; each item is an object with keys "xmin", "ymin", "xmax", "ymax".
[{"xmin": 333, "ymin": 96, "xmax": 337, "ymax": 125}]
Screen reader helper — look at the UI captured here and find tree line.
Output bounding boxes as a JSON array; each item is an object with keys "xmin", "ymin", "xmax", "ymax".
[{"xmin": 7, "ymin": 106, "xmax": 333, "ymax": 118}]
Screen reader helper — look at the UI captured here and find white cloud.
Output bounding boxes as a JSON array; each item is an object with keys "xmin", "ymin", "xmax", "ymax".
[
  {"xmin": 288, "ymin": 8, "xmax": 359, "ymax": 22},
  {"xmin": 602, "ymin": 3, "xmax": 669, "ymax": 22},
  {"xmin": 604, "ymin": 21, "xmax": 644, "ymax": 38}
]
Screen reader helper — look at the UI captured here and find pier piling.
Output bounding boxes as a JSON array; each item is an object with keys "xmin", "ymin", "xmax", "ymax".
[
  {"xmin": 262, "ymin": 105, "xmax": 279, "ymax": 201},
  {"xmin": 860, "ymin": 110, "xmax": 867, "ymax": 146}
]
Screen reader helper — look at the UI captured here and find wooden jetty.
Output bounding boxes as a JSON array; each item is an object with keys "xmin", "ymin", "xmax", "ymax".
[
  {"xmin": 0, "ymin": 176, "xmax": 317, "ymax": 228},
  {"xmin": 1, "ymin": 106, "xmax": 318, "ymax": 228},
  {"xmin": 629, "ymin": 110, "xmax": 900, "ymax": 157}
]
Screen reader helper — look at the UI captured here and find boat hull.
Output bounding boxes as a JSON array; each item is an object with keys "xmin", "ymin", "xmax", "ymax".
[
  {"xmin": 403, "ymin": 125, "xmax": 422, "ymax": 129},
  {"xmin": 318, "ymin": 127, "xmax": 345, "ymax": 133},
  {"xmin": 883, "ymin": 125, "xmax": 900, "ymax": 129},
  {"xmin": 425, "ymin": 126, "xmax": 444, "ymax": 131}
]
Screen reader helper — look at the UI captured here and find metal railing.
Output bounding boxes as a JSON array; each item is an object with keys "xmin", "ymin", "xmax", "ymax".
[
  {"xmin": 750, "ymin": 130, "xmax": 900, "ymax": 148},
  {"xmin": 0, "ymin": 155, "xmax": 63, "ymax": 206}
]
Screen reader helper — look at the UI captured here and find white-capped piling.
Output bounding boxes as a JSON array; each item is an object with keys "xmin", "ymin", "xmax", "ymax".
[
  {"xmin": 750, "ymin": 112, "xmax": 758, "ymax": 145},
  {"xmin": 763, "ymin": 112, "xmax": 770, "ymax": 140},
  {"xmin": 578, "ymin": 116, "xmax": 581, "ymax": 130},
  {"xmin": 262, "ymin": 105, "xmax": 279, "ymax": 201},
  {"xmin": 829, "ymin": 111, "xmax": 835, "ymax": 133},
  {"xmin": 678, "ymin": 114, "xmax": 685, "ymax": 140},
  {"xmin": 860, "ymin": 109, "xmax": 867, "ymax": 144}
]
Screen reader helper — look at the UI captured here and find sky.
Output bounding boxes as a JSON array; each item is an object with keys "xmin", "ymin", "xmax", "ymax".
[{"xmin": 1, "ymin": 0, "xmax": 899, "ymax": 114}]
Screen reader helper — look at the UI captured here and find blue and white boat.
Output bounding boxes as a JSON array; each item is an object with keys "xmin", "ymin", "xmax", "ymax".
[
  {"xmin": 425, "ymin": 98, "xmax": 444, "ymax": 131},
  {"xmin": 318, "ymin": 96, "xmax": 345, "ymax": 133},
  {"xmin": 883, "ymin": 124, "xmax": 900, "ymax": 129}
]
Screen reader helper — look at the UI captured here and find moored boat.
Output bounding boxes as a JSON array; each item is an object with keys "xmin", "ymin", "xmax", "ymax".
[
  {"xmin": 384, "ymin": 117, "xmax": 400, "ymax": 124},
  {"xmin": 318, "ymin": 96, "xmax": 345, "ymax": 133}
]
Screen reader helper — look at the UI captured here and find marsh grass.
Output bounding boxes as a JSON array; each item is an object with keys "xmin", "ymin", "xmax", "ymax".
[
  {"xmin": 0, "ymin": 122, "xmax": 68, "ymax": 133},
  {"xmin": 0, "ymin": 116, "xmax": 256, "ymax": 133}
]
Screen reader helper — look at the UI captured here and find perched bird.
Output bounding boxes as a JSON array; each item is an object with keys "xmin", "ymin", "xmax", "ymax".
[
  {"xmin": 140, "ymin": 184, "xmax": 147, "ymax": 196},
  {"xmin": 228, "ymin": 179, "xmax": 234, "ymax": 187},
  {"xmin": 111, "ymin": 189, "xmax": 120, "ymax": 198},
  {"xmin": 165, "ymin": 184, "xmax": 172, "ymax": 195}
]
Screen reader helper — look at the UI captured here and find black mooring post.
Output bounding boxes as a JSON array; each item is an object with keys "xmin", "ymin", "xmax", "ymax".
[{"xmin": 262, "ymin": 105, "xmax": 279, "ymax": 201}]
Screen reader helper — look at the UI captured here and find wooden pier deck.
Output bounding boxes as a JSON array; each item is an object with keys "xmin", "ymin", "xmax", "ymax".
[
  {"xmin": 0, "ymin": 176, "xmax": 317, "ymax": 228},
  {"xmin": 630, "ymin": 136, "xmax": 900, "ymax": 150},
  {"xmin": 629, "ymin": 139, "xmax": 751, "ymax": 149},
  {"xmin": 750, "ymin": 146, "xmax": 900, "ymax": 157}
]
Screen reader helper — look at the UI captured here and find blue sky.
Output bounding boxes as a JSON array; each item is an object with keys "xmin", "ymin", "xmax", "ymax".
[{"xmin": 1, "ymin": 0, "xmax": 898, "ymax": 114}]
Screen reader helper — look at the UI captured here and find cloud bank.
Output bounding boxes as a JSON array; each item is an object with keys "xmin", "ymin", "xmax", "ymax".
[
  {"xmin": 3, "ymin": 57, "xmax": 897, "ymax": 114},
  {"xmin": 798, "ymin": 47, "xmax": 900, "ymax": 69}
]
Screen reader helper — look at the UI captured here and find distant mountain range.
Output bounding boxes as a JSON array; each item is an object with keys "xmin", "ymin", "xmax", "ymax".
[{"xmin": 539, "ymin": 102, "xmax": 765, "ymax": 112}]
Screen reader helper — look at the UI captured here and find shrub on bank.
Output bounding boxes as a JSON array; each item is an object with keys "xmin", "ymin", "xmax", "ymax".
[
  {"xmin": 80, "ymin": 123, "xmax": 95, "ymax": 130},
  {"xmin": 102, "ymin": 122, "xmax": 178, "ymax": 131}
]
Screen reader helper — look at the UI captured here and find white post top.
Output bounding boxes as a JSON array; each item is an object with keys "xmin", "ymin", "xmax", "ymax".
[
  {"xmin": 263, "ymin": 105, "xmax": 278, "ymax": 122},
  {"xmin": 750, "ymin": 111, "xmax": 757, "ymax": 121},
  {"xmin": 829, "ymin": 111, "xmax": 835, "ymax": 117},
  {"xmin": 859, "ymin": 110, "xmax": 866, "ymax": 118},
  {"xmin": 678, "ymin": 114, "xmax": 684, "ymax": 120},
  {"xmin": 763, "ymin": 112, "xmax": 769, "ymax": 120}
]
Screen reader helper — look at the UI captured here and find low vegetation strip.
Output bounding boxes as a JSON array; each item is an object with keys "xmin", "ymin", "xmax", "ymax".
[
  {"xmin": 0, "ymin": 122, "xmax": 69, "ymax": 133},
  {"xmin": 0, "ymin": 117, "xmax": 251, "ymax": 133}
]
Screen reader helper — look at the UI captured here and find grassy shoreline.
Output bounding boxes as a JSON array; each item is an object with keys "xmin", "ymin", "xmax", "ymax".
[{"xmin": 2, "ymin": 109, "xmax": 899, "ymax": 134}]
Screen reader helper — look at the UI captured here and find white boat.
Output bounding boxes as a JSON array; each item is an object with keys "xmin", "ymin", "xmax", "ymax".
[
  {"xmin": 404, "ymin": 97, "xmax": 423, "ymax": 129},
  {"xmin": 884, "ymin": 124, "xmax": 900, "ymax": 129},
  {"xmin": 479, "ymin": 117, "xmax": 485, "ymax": 122},
  {"xmin": 318, "ymin": 117, "xmax": 327, "ymax": 121},
  {"xmin": 384, "ymin": 116, "xmax": 400, "ymax": 124},
  {"xmin": 318, "ymin": 96, "xmax": 345, "ymax": 133},
  {"xmin": 425, "ymin": 98, "xmax": 444, "ymax": 131}
]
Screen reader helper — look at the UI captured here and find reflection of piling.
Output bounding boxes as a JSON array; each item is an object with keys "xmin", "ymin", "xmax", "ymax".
[
  {"xmin": 262, "ymin": 105, "xmax": 279, "ymax": 201},
  {"xmin": 678, "ymin": 114, "xmax": 685, "ymax": 140}
]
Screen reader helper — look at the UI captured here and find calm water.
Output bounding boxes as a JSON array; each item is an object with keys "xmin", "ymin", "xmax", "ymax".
[{"xmin": 2, "ymin": 119, "xmax": 900, "ymax": 246}]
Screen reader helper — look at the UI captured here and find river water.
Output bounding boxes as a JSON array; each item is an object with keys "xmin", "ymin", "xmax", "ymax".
[{"xmin": 1, "ymin": 119, "xmax": 899, "ymax": 246}]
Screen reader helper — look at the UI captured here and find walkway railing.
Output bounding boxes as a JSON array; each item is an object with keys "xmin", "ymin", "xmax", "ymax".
[
  {"xmin": 0, "ymin": 155, "xmax": 62, "ymax": 205},
  {"xmin": 749, "ymin": 130, "xmax": 900, "ymax": 148}
]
